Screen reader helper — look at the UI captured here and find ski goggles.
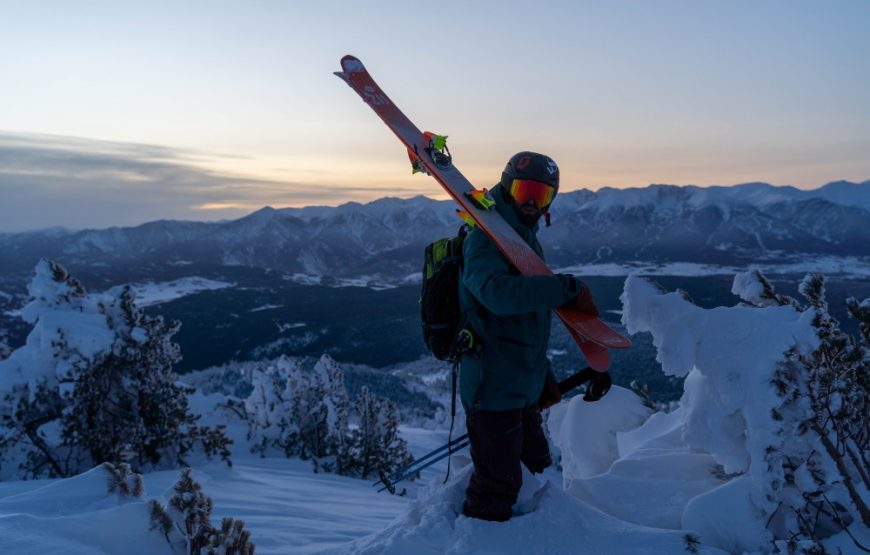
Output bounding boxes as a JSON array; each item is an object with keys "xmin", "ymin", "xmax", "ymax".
[{"xmin": 509, "ymin": 179, "xmax": 556, "ymax": 209}]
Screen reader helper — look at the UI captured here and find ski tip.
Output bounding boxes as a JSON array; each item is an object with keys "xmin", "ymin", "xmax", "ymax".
[
  {"xmin": 340, "ymin": 55, "xmax": 365, "ymax": 73},
  {"xmin": 333, "ymin": 71, "xmax": 350, "ymax": 85}
]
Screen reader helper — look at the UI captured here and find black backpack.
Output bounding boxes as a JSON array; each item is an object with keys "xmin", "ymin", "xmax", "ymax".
[{"xmin": 420, "ymin": 226, "xmax": 471, "ymax": 361}]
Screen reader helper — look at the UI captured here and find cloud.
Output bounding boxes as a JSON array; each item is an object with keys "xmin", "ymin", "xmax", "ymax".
[{"xmin": 0, "ymin": 132, "xmax": 422, "ymax": 232}]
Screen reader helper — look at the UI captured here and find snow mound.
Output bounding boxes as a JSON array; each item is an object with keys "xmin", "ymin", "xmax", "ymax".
[
  {"xmin": 0, "ymin": 465, "xmax": 164, "ymax": 555},
  {"xmin": 327, "ymin": 455, "xmax": 728, "ymax": 555},
  {"xmin": 561, "ymin": 405, "xmax": 726, "ymax": 530},
  {"xmin": 616, "ymin": 274, "xmax": 830, "ymax": 552},
  {"xmin": 621, "ymin": 275, "xmax": 817, "ymax": 490},
  {"xmin": 0, "ymin": 465, "xmax": 141, "ymax": 516},
  {"xmin": 547, "ymin": 385, "xmax": 651, "ymax": 481}
]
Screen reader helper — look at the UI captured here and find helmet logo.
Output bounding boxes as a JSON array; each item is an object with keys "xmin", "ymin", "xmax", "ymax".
[
  {"xmin": 516, "ymin": 156, "xmax": 531, "ymax": 170},
  {"xmin": 546, "ymin": 158, "xmax": 558, "ymax": 175}
]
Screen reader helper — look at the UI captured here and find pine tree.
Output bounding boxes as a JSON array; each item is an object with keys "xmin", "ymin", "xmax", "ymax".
[
  {"xmin": 312, "ymin": 354, "xmax": 351, "ymax": 473},
  {"xmin": 285, "ymin": 359, "xmax": 327, "ymax": 463},
  {"xmin": 62, "ymin": 285, "xmax": 232, "ymax": 471},
  {"xmin": 0, "ymin": 260, "xmax": 231, "ymax": 480},
  {"xmin": 738, "ymin": 271, "xmax": 870, "ymax": 550},
  {"xmin": 245, "ymin": 356, "xmax": 305, "ymax": 457},
  {"xmin": 349, "ymin": 386, "xmax": 413, "ymax": 479}
]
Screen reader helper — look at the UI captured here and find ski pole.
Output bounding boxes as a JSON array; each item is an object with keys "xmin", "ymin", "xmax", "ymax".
[
  {"xmin": 372, "ymin": 434, "xmax": 468, "ymax": 488},
  {"xmin": 375, "ymin": 366, "xmax": 598, "ymax": 493},
  {"xmin": 378, "ymin": 438, "xmax": 470, "ymax": 493}
]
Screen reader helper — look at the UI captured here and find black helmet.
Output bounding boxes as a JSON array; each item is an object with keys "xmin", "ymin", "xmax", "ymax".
[{"xmin": 499, "ymin": 151, "xmax": 560, "ymax": 191}]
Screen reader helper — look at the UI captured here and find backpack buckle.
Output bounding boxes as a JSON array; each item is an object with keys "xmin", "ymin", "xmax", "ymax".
[{"xmin": 451, "ymin": 327, "xmax": 481, "ymax": 360}]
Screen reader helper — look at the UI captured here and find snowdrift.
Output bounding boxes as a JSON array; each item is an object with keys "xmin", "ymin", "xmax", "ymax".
[{"xmin": 325, "ymin": 456, "xmax": 727, "ymax": 555}]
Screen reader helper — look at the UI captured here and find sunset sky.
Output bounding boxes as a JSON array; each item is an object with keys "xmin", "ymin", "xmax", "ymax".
[{"xmin": 2, "ymin": 0, "xmax": 869, "ymax": 231}]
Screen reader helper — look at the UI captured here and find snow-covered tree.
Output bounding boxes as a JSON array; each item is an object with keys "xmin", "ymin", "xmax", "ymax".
[
  {"xmin": 244, "ymin": 354, "xmax": 412, "ymax": 479},
  {"xmin": 731, "ymin": 271, "xmax": 869, "ymax": 550},
  {"xmin": 348, "ymin": 385, "xmax": 413, "ymax": 479},
  {"xmin": 303, "ymin": 354, "xmax": 351, "ymax": 473},
  {"xmin": 0, "ymin": 260, "xmax": 231, "ymax": 480},
  {"xmin": 621, "ymin": 271, "xmax": 869, "ymax": 553},
  {"xmin": 149, "ymin": 468, "xmax": 254, "ymax": 555},
  {"xmin": 245, "ymin": 356, "xmax": 301, "ymax": 457}
]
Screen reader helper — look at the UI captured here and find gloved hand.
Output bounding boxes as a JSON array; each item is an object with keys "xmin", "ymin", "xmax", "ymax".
[
  {"xmin": 573, "ymin": 280, "xmax": 600, "ymax": 317},
  {"xmin": 583, "ymin": 371, "xmax": 612, "ymax": 402},
  {"xmin": 538, "ymin": 376, "xmax": 562, "ymax": 409}
]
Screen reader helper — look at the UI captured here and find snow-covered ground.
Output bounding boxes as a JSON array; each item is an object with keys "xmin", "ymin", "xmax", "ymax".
[
  {"xmin": 0, "ymin": 426, "xmax": 447, "ymax": 555},
  {"xmin": 109, "ymin": 277, "xmax": 234, "ymax": 307},
  {"xmin": 0, "ymin": 394, "xmax": 866, "ymax": 555},
  {"xmin": 1, "ymin": 270, "xmax": 868, "ymax": 554},
  {"xmin": 283, "ymin": 273, "xmax": 398, "ymax": 291},
  {"xmin": 557, "ymin": 255, "xmax": 870, "ymax": 278}
]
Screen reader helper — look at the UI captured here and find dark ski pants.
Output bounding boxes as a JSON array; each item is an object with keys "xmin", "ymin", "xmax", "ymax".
[{"xmin": 462, "ymin": 405, "xmax": 551, "ymax": 522}]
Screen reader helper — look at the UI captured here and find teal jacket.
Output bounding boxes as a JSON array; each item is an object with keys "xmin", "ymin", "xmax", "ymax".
[{"xmin": 458, "ymin": 185, "xmax": 579, "ymax": 412}]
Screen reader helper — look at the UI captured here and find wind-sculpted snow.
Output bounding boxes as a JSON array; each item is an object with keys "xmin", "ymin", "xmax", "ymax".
[
  {"xmin": 324, "ymin": 458, "xmax": 727, "ymax": 555},
  {"xmin": 620, "ymin": 275, "xmax": 817, "ymax": 483},
  {"xmin": 618, "ymin": 275, "xmax": 833, "ymax": 552},
  {"xmin": 547, "ymin": 385, "xmax": 652, "ymax": 479}
]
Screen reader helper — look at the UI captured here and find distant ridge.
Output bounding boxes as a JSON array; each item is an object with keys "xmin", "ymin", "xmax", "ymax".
[{"xmin": 1, "ymin": 181, "xmax": 869, "ymax": 280}]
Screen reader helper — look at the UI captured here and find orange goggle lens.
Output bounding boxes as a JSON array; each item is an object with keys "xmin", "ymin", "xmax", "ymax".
[{"xmin": 509, "ymin": 179, "xmax": 555, "ymax": 208}]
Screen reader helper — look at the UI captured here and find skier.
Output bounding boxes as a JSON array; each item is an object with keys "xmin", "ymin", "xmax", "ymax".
[{"xmin": 458, "ymin": 151, "xmax": 605, "ymax": 522}]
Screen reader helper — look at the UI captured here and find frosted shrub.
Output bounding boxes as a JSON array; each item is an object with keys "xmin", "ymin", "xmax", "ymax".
[
  {"xmin": 103, "ymin": 461, "xmax": 144, "ymax": 498},
  {"xmin": 149, "ymin": 468, "xmax": 255, "ymax": 555}
]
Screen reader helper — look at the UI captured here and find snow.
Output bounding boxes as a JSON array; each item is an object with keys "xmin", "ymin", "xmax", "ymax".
[
  {"xmin": 251, "ymin": 303, "xmax": 284, "ymax": 312},
  {"xmin": 323, "ymin": 460, "xmax": 727, "ymax": 555},
  {"xmin": 548, "ymin": 385, "xmax": 651, "ymax": 480},
  {"xmin": 1, "ymin": 266, "xmax": 866, "ymax": 554},
  {"xmin": 111, "ymin": 277, "xmax": 234, "ymax": 307},
  {"xmin": 0, "ymin": 458, "xmax": 409, "ymax": 555},
  {"xmin": 0, "ymin": 261, "xmax": 117, "ymax": 392},
  {"xmin": 683, "ymin": 477, "xmax": 770, "ymax": 554},
  {"xmin": 731, "ymin": 270, "xmax": 767, "ymax": 302},
  {"xmin": 620, "ymin": 275, "xmax": 818, "ymax": 488},
  {"xmin": 283, "ymin": 273, "xmax": 398, "ymax": 290},
  {"xmin": 556, "ymin": 255, "xmax": 870, "ymax": 278}
]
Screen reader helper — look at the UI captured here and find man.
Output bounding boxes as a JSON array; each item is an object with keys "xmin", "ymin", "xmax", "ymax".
[{"xmin": 458, "ymin": 151, "xmax": 602, "ymax": 522}]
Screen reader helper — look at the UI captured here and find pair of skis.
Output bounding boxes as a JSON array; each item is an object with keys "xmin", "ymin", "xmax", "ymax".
[{"xmin": 334, "ymin": 55, "xmax": 630, "ymax": 371}]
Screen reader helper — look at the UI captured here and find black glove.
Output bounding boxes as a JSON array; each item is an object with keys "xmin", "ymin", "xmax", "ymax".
[
  {"xmin": 559, "ymin": 276, "xmax": 600, "ymax": 317},
  {"xmin": 583, "ymin": 371, "xmax": 612, "ymax": 402}
]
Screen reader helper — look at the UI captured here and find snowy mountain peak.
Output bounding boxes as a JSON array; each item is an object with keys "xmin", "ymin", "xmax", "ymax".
[{"xmin": 1, "ymin": 181, "xmax": 868, "ymax": 281}]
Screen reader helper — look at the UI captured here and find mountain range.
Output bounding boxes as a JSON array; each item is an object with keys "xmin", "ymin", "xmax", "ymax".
[{"xmin": 2, "ymin": 180, "xmax": 869, "ymax": 282}]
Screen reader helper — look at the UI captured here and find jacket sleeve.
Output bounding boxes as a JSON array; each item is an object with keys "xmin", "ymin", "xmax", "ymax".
[{"xmin": 462, "ymin": 228, "xmax": 579, "ymax": 316}]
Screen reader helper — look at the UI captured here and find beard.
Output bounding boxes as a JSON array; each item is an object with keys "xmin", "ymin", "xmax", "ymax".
[{"xmin": 514, "ymin": 202, "xmax": 544, "ymax": 226}]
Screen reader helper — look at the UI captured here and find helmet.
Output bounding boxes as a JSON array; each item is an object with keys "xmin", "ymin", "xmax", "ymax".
[{"xmin": 500, "ymin": 151, "xmax": 560, "ymax": 191}]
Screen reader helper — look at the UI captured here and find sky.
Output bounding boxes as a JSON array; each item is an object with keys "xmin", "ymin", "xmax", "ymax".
[{"xmin": 1, "ymin": 0, "xmax": 869, "ymax": 232}]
